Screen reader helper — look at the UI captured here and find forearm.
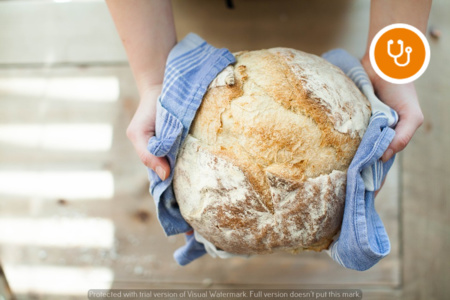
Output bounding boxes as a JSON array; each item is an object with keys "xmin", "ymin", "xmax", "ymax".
[
  {"xmin": 360, "ymin": 1, "xmax": 429, "ymax": 163},
  {"xmin": 362, "ymin": 0, "xmax": 432, "ymax": 78},
  {"xmin": 106, "ymin": 0, "xmax": 176, "ymax": 96}
]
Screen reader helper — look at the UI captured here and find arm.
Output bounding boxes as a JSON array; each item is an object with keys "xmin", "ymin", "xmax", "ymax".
[
  {"xmin": 106, "ymin": 0, "xmax": 176, "ymax": 180},
  {"xmin": 361, "ymin": 0, "xmax": 431, "ymax": 162}
]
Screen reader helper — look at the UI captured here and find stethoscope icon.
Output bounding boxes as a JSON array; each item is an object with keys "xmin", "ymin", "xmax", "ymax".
[{"xmin": 387, "ymin": 39, "xmax": 412, "ymax": 67}]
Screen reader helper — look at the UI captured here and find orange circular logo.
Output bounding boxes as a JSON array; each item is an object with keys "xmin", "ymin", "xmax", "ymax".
[{"xmin": 370, "ymin": 24, "xmax": 430, "ymax": 84}]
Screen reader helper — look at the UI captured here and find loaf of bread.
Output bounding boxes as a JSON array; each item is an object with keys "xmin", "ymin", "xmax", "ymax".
[{"xmin": 173, "ymin": 48, "xmax": 371, "ymax": 255}]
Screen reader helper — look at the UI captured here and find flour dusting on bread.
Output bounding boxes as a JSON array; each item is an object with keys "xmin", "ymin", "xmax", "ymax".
[
  {"xmin": 269, "ymin": 48, "xmax": 370, "ymax": 138},
  {"xmin": 173, "ymin": 48, "xmax": 371, "ymax": 255}
]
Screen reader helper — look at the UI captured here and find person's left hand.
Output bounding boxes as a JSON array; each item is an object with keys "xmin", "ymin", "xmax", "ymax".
[
  {"xmin": 361, "ymin": 57, "xmax": 423, "ymax": 196},
  {"xmin": 361, "ymin": 57, "xmax": 424, "ymax": 163}
]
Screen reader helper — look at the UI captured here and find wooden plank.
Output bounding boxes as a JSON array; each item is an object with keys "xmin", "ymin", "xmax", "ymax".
[
  {"xmin": 0, "ymin": 1, "xmax": 126, "ymax": 65},
  {"xmin": 400, "ymin": 0, "xmax": 450, "ymax": 299},
  {"xmin": 0, "ymin": 65, "xmax": 400, "ymax": 296},
  {"xmin": 0, "ymin": 0, "xmax": 415, "ymax": 297},
  {"xmin": 0, "ymin": 263, "xmax": 15, "ymax": 300}
]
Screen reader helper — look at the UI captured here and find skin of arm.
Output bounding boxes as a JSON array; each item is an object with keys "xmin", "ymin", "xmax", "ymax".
[
  {"xmin": 106, "ymin": 0, "xmax": 176, "ymax": 180},
  {"xmin": 106, "ymin": 0, "xmax": 431, "ymax": 185},
  {"xmin": 361, "ymin": 0, "xmax": 431, "ymax": 163}
]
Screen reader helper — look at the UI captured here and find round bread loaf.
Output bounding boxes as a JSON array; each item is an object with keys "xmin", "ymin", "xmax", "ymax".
[{"xmin": 173, "ymin": 48, "xmax": 371, "ymax": 255}]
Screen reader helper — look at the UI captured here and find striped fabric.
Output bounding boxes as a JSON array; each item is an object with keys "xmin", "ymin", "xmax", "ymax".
[
  {"xmin": 146, "ymin": 33, "xmax": 235, "ymax": 265},
  {"xmin": 193, "ymin": 49, "xmax": 400, "ymax": 270},
  {"xmin": 148, "ymin": 35, "xmax": 398, "ymax": 270},
  {"xmin": 341, "ymin": 56, "xmax": 398, "ymax": 192},
  {"xmin": 322, "ymin": 49, "xmax": 398, "ymax": 271}
]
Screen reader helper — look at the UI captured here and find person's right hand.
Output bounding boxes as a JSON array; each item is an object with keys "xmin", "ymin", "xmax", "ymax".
[{"xmin": 126, "ymin": 84, "xmax": 170, "ymax": 181}]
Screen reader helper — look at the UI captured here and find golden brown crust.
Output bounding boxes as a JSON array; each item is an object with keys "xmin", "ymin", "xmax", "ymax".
[
  {"xmin": 174, "ymin": 137, "xmax": 346, "ymax": 254},
  {"xmin": 174, "ymin": 48, "xmax": 371, "ymax": 254}
]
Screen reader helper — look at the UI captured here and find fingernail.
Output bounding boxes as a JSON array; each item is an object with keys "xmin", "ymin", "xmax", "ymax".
[
  {"xmin": 382, "ymin": 148, "xmax": 394, "ymax": 162},
  {"xmin": 155, "ymin": 166, "xmax": 166, "ymax": 181}
]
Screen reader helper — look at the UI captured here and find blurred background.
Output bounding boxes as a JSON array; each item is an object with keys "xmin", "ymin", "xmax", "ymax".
[{"xmin": 0, "ymin": 0, "xmax": 448, "ymax": 299}]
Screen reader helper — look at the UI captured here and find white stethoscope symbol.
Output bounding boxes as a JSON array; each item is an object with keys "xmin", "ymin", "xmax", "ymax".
[{"xmin": 387, "ymin": 39, "xmax": 412, "ymax": 67}]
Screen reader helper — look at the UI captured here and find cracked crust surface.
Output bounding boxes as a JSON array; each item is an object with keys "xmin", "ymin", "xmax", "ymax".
[{"xmin": 173, "ymin": 48, "xmax": 371, "ymax": 254}]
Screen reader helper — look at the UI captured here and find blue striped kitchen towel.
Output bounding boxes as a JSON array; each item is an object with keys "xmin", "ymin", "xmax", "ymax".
[
  {"xmin": 146, "ymin": 33, "xmax": 235, "ymax": 265},
  {"xmin": 148, "ymin": 35, "xmax": 399, "ymax": 269},
  {"xmin": 322, "ymin": 49, "xmax": 399, "ymax": 271},
  {"xmin": 187, "ymin": 49, "xmax": 400, "ymax": 269}
]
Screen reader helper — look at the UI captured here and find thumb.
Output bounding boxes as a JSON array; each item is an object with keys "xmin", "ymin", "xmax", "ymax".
[
  {"xmin": 128, "ymin": 129, "xmax": 171, "ymax": 181},
  {"xmin": 381, "ymin": 111, "xmax": 423, "ymax": 162}
]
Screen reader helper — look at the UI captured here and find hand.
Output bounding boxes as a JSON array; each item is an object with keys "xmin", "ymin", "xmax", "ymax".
[
  {"xmin": 126, "ymin": 84, "xmax": 170, "ymax": 180},
  {"xmin": 361, "ymin": 57, "xmax": 424, "ymax": 163}
]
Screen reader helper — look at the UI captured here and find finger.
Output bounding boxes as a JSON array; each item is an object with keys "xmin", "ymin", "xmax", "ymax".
[
  {"xmin": 382, "ymin": 110, "xmax": 423, "ymax": 162},
  {"xmin": 137, "ymin": 136, "xmax": 171, "ymax": 180},
  {"xmin": 140, "ymin": 147, "xmax": 171, "ymax": 181},
  {"xmin": 127, "ymin": 127, "xmax": 171, "ymax": 180}
]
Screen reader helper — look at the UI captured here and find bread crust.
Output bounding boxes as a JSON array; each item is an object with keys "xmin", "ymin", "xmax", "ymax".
[{"xmin": 173, "ymin": 48, "xmax": 371, "ymax": 254}]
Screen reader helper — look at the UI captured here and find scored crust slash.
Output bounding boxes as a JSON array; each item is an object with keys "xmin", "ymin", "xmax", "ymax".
[{"xmin": 173, "ymin": 48, "xmax": 371, "ymax": 255}]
